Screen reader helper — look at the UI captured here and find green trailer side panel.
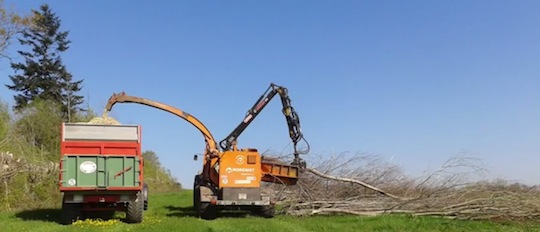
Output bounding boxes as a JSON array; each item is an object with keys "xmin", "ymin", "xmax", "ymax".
[
  {"xmin": 107, "ymin": 157, "xmax": 139, "ymax": 187},
  {"xmin": 61, "ymin": 156, "xmax": 141, "ymax": 188}
]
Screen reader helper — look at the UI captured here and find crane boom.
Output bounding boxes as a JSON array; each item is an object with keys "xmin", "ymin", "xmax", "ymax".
[
  {"xmin": 104, "ymin": 92, "xmax": 219, "ymax": 155},
  {"xmin": 219, "ymin": 83, "xmax": 308, "ymax": 159}
]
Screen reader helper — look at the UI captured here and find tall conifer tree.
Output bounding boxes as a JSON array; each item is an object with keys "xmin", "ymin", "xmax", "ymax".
[{"xmin": 6, "ymin": 4, "xmax": 83, "ymax": 121}]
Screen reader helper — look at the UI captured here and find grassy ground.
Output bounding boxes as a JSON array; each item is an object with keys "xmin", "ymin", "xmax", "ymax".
[{"xmin": 2, "ymin": 190, "xmax": 540, "ymax": 232}]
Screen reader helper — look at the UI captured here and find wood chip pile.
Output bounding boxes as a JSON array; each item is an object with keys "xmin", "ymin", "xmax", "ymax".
[{"xmin": 86, "ymin": 116, "xmax": 121, "ymax": 125}]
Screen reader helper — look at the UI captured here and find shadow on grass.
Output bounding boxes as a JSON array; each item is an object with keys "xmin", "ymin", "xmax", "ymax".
[
  {"xmin": 14, "ymin": 208, "xmax": 61, "ymax": 223},
  {"xmin": 165, "ymin": 205, "xmax": 250, "ymax": 219},
  {"xmin": 166, "ymin": 206, "xmax": 197, "ymax": 217},
  {"xmin": 14, "ymin": 208, "xmax": 119, "ymax": 224}
]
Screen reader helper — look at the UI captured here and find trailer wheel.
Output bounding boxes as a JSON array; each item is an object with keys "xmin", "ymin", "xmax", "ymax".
[
  {"xmin": 60, "ymin": 201, "xmax": 81, "ymax": 225},
  {"xmin": 142, "ymin": 183, "xmax": 149, "ymax": 210},
  {"xmin": 125, "ymin": 191, "xmax": 144, "ymax": 223}
]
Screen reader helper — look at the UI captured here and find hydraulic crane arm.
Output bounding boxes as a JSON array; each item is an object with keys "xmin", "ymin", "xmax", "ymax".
[
  {"xmin": 104, "ymin": 92, "xmax": 219, "ymax": 155},
  {"xmin": 219, "ymin": 83, "xmax": 309, "ymax": 159}
]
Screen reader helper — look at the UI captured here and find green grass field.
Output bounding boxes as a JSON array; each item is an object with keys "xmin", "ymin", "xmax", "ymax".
[{"xmin": 2, "ymin": 190, "xmax": 540, "ymax": 232}]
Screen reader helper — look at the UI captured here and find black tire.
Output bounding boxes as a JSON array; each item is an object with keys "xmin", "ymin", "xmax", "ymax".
[
  {"xmin": 193, "ymin": 175, "xmax": 200, "ymax": 214},
  {"xmin": 125, "ymin": 191, "xmax": 144, "ymax": 223},
  {"xmin": 200, "ymin": 202, "xmax": 217, "ymax": 220},
  {"xmin": 193, "ymin": 185, "xmax": 216, "ymax": 219},
  {"xmin": 60, "ymin": 201, "xmax": 81, "ymax": 225},
  {"xmin": 142, "ymin": 183, "xmax": 149, "ymax": 210},
  {"xmin": 193, "ymin": 175, "xmax": 217, "ymax": 220},
  {"xmin": 193, "ymin": 186, "xmax": 201, "ymax": 215},
  {"xmin": 259, "ymin": 205, "xmax": 275, "ymax": 218}
]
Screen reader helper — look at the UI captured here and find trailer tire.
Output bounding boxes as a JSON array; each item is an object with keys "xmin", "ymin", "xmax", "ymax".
[
  {"xmin": 142, "ymin": 183, "xmax": 149, "ymax": 210},
  {"xmin": 125, "ymin": 191, "xmax": 144, "ymax": 223},
  {"xmin": 60, "ymin": 201, "xmax": 81, "ymax": 225}
]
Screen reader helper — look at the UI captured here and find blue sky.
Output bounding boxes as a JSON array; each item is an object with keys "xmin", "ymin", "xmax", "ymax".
[{"xmin": 1, "ymin": 1, "xmax": 539, "ymax": 187}]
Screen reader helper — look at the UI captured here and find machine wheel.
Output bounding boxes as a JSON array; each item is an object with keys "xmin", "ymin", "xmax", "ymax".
[
  {"xmin": 142, "ymin": 183, "xmax": 149, "ymax": 210},
  {"xmin": 200, "ymin": 202, "xmax": 217, "ymax": 220},
  {"xmin": 193, "ymin": 175, "xmax": 200, "ymax": 213},
  {"xmin": 60, "ymin": 200, "xmax": 82, "ymax": 225},
  {"xmin": 125, "ymin": 191, "xmax": 144, "ymax": 223},
  {"xmin": 193, "ymin": 175, "xmax": 217, "ymax": 220},
  {"xmin": 259, "ymin": 205, "xmax": 275, "ymax": 218},
  {"xmin": 194, "ymin": 185, "xmax": 217, "ymax": 219}
]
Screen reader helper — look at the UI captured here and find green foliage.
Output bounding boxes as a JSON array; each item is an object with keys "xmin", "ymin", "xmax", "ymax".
[
  {"xmin": 12, "ymin": 99, "xmax": 63, "ymax": 160},
  {"xmin": 143, "ymin": 150, "xmax": 161, "ymax": 167},
  {"xmin": 2, "ymin": 171, "xmax": 60, "ymax": 210},
  {"xmin": 5, "ymin": 4, "xmax": 84, "ymax": 121},
  {"xmin": 0, "ymin": 96, "xmax": 84, "ymax": 210},
  {"xmin": 71, "ymin": 106, "xmax": 98, "ymax": 123},
  {"xmin": 143, "ymin": 150, "xmax": 182, "ymax": 192},
  {"xmin": 0, "ymin": 99, "xmax": 10, "ymax": 140}
]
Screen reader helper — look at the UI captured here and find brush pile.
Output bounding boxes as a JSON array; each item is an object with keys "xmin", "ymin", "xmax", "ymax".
[{"xmin": 263, "ymin": 153, "xmax": 540, "ymax": 221}]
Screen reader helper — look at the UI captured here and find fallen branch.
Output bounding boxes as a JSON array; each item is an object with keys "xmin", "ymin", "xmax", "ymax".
[{"xmin": 306, "ymin": 167, "xmax": 406, "ymax": 200}]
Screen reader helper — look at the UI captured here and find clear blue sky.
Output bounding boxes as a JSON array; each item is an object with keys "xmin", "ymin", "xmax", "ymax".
[{"xmin": 1, "ymin": 1, "xmax": 539, "ymax": 187}]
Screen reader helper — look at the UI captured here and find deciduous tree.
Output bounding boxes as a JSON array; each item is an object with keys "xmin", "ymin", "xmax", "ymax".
[{"xmin": 0, "ymin": 0, "xmax": 33, "ymax": 61}]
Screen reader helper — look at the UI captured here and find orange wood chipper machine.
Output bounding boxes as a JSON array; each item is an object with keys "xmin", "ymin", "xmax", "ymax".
[{"xmin": 104, "ymin": 83, "xmax": 309, "ymax": 219}]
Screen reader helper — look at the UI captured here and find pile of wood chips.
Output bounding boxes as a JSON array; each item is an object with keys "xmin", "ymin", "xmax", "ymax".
[{"xmin": 86, "ymin": 116, "xmax": 121, "ymax": 125}]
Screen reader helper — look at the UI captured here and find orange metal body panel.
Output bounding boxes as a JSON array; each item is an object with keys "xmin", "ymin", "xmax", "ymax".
[
  {"xmin": 218, "ymin": 150, "xmax": 262, "ymax": 188},
  {"xmin": 261, "ymin": 162, "xmax": 299, "ymax": 185}
]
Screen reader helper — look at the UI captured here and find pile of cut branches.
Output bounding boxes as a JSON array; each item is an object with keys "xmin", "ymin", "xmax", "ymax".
[{"xmin": 262, "ymin": 152, "xmax": 540, "ymax": 221}]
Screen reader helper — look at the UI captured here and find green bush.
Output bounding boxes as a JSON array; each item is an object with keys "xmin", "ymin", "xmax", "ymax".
[
  {"xmin": 12, "ymin": 99, "xmax": 63, "ymax": 161},
  {"xmin": 143, "ymin": 150, "xmax": 182, "ymax": 192}
]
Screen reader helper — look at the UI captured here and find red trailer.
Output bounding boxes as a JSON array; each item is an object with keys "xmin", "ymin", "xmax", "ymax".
[{"xmin": 59, "ymin": 123, "xmax": 148, "ymax": 224}]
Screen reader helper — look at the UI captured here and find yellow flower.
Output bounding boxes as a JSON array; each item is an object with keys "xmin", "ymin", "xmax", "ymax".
[{"xmin": 73, "ymin": 218, "xmax": 120, "ymax": 227}]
